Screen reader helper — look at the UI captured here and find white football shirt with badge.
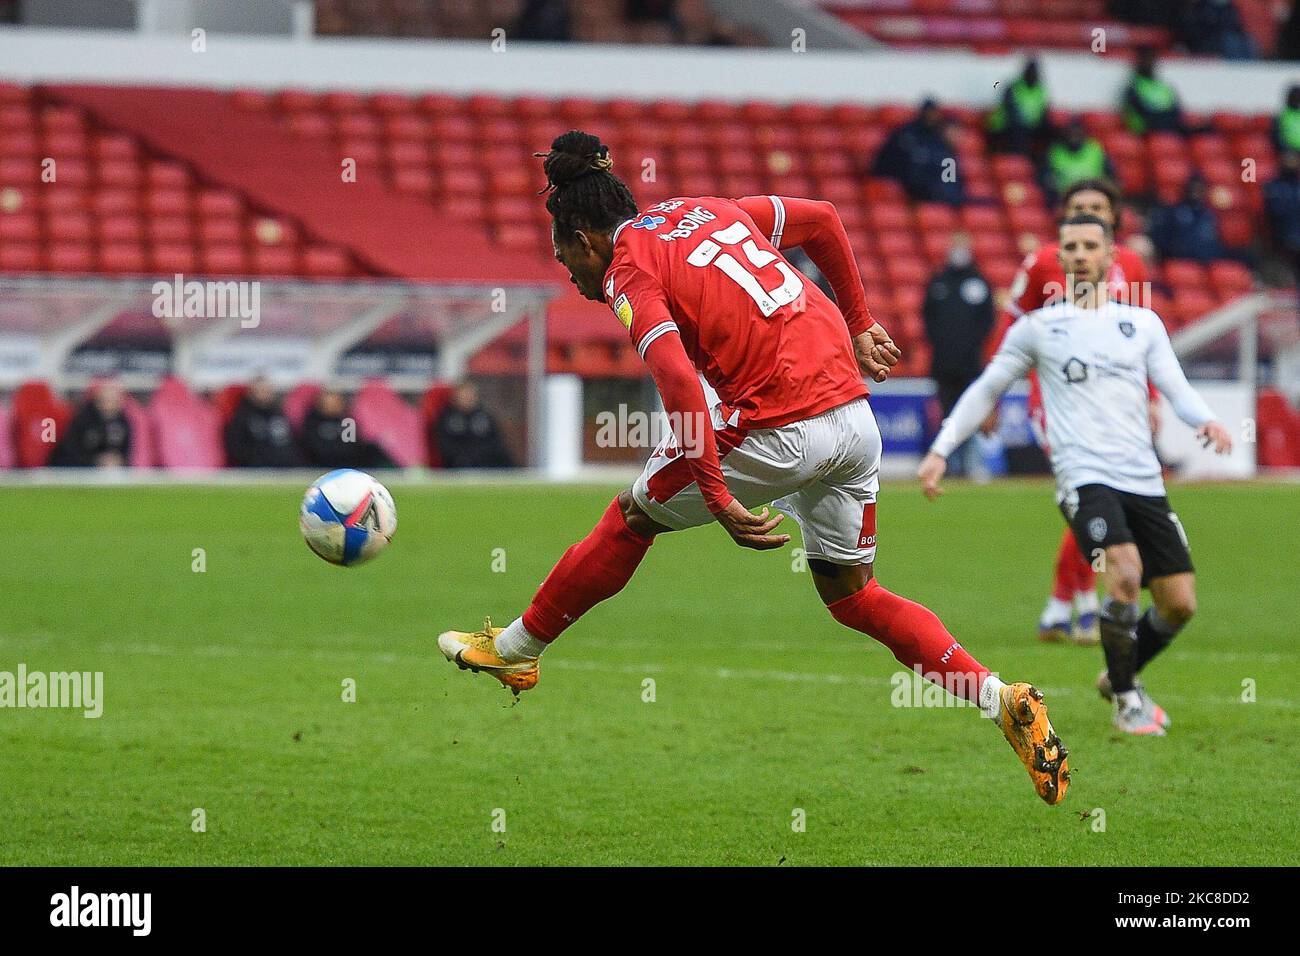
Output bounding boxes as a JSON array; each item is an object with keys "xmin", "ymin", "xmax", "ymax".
[{"xmin": 932, "ymin": 299, "xmax": 1216, "ymax": 500}]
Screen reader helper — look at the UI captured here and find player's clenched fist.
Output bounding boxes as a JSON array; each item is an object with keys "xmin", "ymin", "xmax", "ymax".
[
  {"xmin": 715, "ymin": 500, "xmax": 791, "ymax": 550},
  {"xmin": 917, "ymin": 452, "xmax": 947, "ymax": 501},
  {"xmin": 854, "ymin": 324, "xmax": 902, "ymax": 383}
]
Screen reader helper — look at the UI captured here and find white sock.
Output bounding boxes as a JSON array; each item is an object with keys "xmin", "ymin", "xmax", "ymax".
[
  {"xmin": 978, "ymin": 674, "xmax": 1006, "ymax": 720},
  {"xmin": 1074, "ymin": 590, "xmax": 1099, "ymax": 614},
  {"xmin": 494, "ymin": 617, "xmax": 547, "ymax": 663},
  {"xmin": 1040, "ymin": 596, "xmax": 1072, "ymax": 627},
  {"xmin": 1118, "ymin": 689, "xmax": 1142, "ymax": 711}
]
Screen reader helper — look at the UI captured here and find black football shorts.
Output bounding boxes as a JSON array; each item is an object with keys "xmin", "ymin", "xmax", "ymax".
[{"xmin": 1059, "ymin": 483, "xmax": 1193, "ymax": 585}]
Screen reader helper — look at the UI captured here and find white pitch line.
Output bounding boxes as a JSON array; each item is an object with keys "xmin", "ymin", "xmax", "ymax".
[{"xmin": 30, "ymin": 639, "xmax": 1296, "ymax": 710}]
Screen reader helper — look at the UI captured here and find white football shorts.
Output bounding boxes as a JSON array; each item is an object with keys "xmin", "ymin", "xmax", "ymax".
[{"xmin": 631, "ymin": 396, "xmax": 881, "ymax": 565}]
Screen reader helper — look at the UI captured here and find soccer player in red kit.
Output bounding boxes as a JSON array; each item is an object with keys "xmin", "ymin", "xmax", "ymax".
[
  {"xmin": 992, "ymin": 179, "xmax": 1155, "ymax": 645},
  {"xmin": 437, "ymin": 131, "xmax": 1070, "ymax": 805}
]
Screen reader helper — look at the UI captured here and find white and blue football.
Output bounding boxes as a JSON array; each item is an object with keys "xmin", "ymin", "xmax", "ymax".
[{"xmin": 300, "ymin": 469, "xmax": 397, "ymax": 566}]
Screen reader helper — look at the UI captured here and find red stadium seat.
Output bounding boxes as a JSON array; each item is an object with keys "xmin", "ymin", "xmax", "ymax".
[
  {"xmin": 1256, "ymin": 389, "xmax": 1300, "ymax": 468},
  {"xmin": 1208, "ymin": 260, "xmax": 1254, "ymax": 298},
  {"xmin": 98, "ymin": 242, "xmax": 148, "ymax": 274},
  {"xmin": 11, "ymin": 380, "xmax": 72, "ymax": 468},
  {"xmin": 0, "ymin": 242, "xmax": 40, "ymax": 271},
  {"xmin": 302, "ymin": 246, "xmax": 352, "ymax": 277}
]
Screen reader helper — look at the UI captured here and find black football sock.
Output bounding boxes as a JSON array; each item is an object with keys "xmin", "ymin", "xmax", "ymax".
[
  {"xmin": 1099, "ymin": 598, "xmax": 1141, "ymax": 695},
  {"xmin": 1135, "ymin": 607, "xmax": 1181, "ymax": 673}
]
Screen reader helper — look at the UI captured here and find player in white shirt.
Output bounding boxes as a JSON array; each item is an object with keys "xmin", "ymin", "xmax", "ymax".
[{"xmin": 917, "ymin": 215, "xmax": 1234, "ymax": 735}]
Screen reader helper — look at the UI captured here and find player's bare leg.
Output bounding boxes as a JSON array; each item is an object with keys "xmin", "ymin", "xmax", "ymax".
[
  {"xmin": 812, "ymin": 560, "xmax": 1069, "ymax": 805},
  {"xmin": 437, "ymin": 490, "xmax": 668, "ymax": 694},
  {"xmin": 1095, "ymin": 543, "xmax": 1166, "ymax": 734},
  {"xmin": 1097, "ymin": 570, "xmax": 1194, "ymax": 727}
]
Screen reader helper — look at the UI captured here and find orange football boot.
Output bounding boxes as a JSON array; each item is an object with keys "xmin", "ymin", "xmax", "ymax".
[
  {"xmin": 995, "ymin": 682, "xmax": 1070, "ymax": 805},
  {"xmin": 437, "ymin": 618, "xmax": 539, "ymax": 695}
]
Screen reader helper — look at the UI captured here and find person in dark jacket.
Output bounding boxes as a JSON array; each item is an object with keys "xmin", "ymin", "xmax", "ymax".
[
  {"xmin": 923, "ymin": 233, "xmax": 995, "ymax": 475},
  {"xmin": 1147, "ymin": 176, "xmax": 1224, "ymax": 262},
  {"xmin": 50, "ymin": 380, "xmax": 131, "ymax": 467},
  {"xmin": 1172, "ymin": 0, "xmax": 1257, "ymax": 60},
  {"xmin": 514, "ymin": 0, "xmax": 571, "ymax": 41},
  {"xmin": 1265, "ymin": 150, "xmax": 1300, "ymax": 319},
  {"xmin": 433, "ymin": 382, "xmax": 513, "ymax": 469},
  {"xmin": 224, "ymin": 377, "xmax": 300, "ymax": 468},
  {"xmin": 871, "ymin": 98, "xmax": 966, "ymax": 206},
  {"xmin": 301, "ymin": 389, "xmax": 395, "ymax": 469}
]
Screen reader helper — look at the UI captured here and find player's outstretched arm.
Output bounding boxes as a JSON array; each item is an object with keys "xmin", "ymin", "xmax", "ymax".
[{"xmin": 1145, "ymin": 317, "xmax": 1234, "ymax": 455}]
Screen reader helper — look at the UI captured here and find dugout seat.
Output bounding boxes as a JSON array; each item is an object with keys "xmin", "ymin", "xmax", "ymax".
[
  {"xmin": 0, "ymin": 399, "xmax": 13, "ymax": 469},
  {"xmin": 419, "ymin": 382, "xmax": 454, "ymax": 468},
  {"xmin": 282, "ymin": 382, "xmax": 322, "ymax": 434},
  {"xmin": 352, "ymin": 378, "xmax": 427, "ymax": 468},
  {"xmin": 147, "ymin": 377, "xmax": 225, "ymax": 469},
  {"xmin": 11, "ymin": 380, "xmax": 72, "ymax": 468}
]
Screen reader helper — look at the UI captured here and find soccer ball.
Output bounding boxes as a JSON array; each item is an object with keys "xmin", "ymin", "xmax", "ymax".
[{"xmin": 299, "ymin": 469, "xmax": 397, "ymax": 566}]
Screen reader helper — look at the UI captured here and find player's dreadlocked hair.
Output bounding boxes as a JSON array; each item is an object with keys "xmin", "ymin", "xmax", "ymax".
[{"xmin": 534, "ymin": 130, "xmax": 638, "ymax": 237}]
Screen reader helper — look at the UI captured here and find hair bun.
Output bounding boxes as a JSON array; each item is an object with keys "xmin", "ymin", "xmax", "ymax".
[{"xmin": 535, "ymin": 129, "xmax": 613, "ymax": 193}]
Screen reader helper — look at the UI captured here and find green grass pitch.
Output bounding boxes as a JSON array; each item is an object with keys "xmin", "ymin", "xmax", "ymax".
[{"xmin": 1, "ymin": 479, "xmax": 1296, "ymax": 865}]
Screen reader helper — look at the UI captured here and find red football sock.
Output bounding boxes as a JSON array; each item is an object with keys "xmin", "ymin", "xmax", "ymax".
[
  {"xmin": 522, "ymin": 496, "xmax": 654, "ymax": 643},
  {"xmin": 1066, "ymin": 530, "xmax": 1097, "ymax": 594},
  {"xmin": 828, "ymin": 579, "xmax": 990, "ymax": 704},
  {"xmin": 1051, "ymin": 530, "xmax": 1076, "ymax": 602}
]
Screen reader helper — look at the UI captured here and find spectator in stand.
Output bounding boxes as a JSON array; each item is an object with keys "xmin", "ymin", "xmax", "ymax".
[
  {"xmin": 1106, "ymin": 0, "xmax": 1168, "ymax": 24},
  {"xmin": 1274, "ymin": 86, "xmax": 1300, "ymax": 155},
  {"xmin": 433, "ymin": 381, "xmax": 514, "ymax": 470},
  {"xmin": 1173, "ymin": 0, "xmax": 1258, "ymax": 60},
  {"xmin": 1045, "ymin": 116, "xmax": 1114, "ymax": 198},
  {"xmin": 625, "ymin": 0, "xmax": 682, "ymax": 41},
  {"xmin": 923, "ymin": 232, "xmax": 994, "ymax": 476},
  {"xmin": 871, "ymin": 97, "xmax": 965, "ymax": 206},
  {"xmin": 986, "ymin": 58, "xmax": 1053, "ymax": 156},
  {"xmin": 514, "ymin": 0, "xmax": 571, "ymax": 41},
  {"xmin": 301, "ymin": 389, "xmax": 396, "ymax": 470},
  {"xmin": 1147, "ymin": 176, "xmax": 1224, "ymax": 262},
  {"xmin": 1123, "ymin": 47, "xmax": 1186, "ymax": 135},
  {"xmin": 49, "ymin": 380, "xmax": 130, "ymax": 468},
  {"xmin": 1265, "ymin": 150, "xmax": 1300, "ymax": 310},
  {"xmin": 1279, "ymin": 2, "xmax": 1300, "ymax": 61},
  {"xmin": 224, "ymin": 376, "xmax": 301, "ymax": 468}
]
